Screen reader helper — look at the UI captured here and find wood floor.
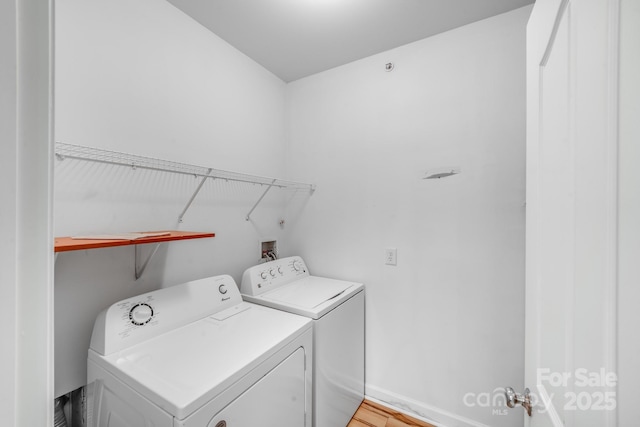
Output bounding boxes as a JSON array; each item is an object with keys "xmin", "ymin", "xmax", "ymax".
[{"xmin": 348, "ymin": 399, "xmax": 436, "ymax": 427}]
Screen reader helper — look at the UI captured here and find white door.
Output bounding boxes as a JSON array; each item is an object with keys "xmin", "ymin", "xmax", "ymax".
[{"xmin": 514, "ymin": 0, "xmax": 620, "ymax": 426}]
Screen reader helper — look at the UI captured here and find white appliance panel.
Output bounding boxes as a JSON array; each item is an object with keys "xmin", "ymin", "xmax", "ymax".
[
  {"xmin": 314, "ymin": 292, "xmax": 365, "ymax": 427},
  {"xmin": 90, "ymin": 275, "xmax": 242, "ymax": 356},
  {"xmin": 241, "ymin": 256, "xmax": 310, "ymax": 296},
  {"xmin": 86, "ymin": 365, "xmax": 173, "ymax": 427},
  {"xmin": 183, "ymin": 348, "xmax": 306, "ymax": 427}
]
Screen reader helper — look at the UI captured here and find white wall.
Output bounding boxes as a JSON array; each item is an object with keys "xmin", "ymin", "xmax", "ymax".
[
  {"xmin": 54, "ymin": 3, "xmax": 532, "ymax": 424},
  {"xmin": 1, "ymin": 0, "xmax": 54, "ymax": 425},
  {"xmin": 618, "ymin": 0, "xmax": 640, "ymax": 424},
  {"xmin": 285, "ymin": 7, "xmax": 531, "ymax": 427},
  {"xmin": 0, "ymin": 1, "xmax": 18, "ymax": 421},
  {"xmin": 54, "ymin": 0, "xmax": 293, "ymax": 396}
]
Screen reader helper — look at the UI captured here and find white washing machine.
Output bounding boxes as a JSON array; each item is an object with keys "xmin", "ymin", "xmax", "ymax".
[
  {"xmin": 241, "ymin": 256, "xmax": 364, "ymax": 427},
  {"xmin": 87, "ymin": 274, "xmax": 313, "ymax": 427}
]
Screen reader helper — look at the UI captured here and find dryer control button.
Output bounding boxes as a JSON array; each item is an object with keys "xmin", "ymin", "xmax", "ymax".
[
  {"xmin": 292, "ymin": 260, "xmax": 301, "ymax": 271},
  {"xmin": 260, "ymin": 272, "xmax": 268, "ymax": 279},
  {"xmin": 269, "ymin": 269, "xmax": 276, "ymax": 277},
  {"xmin": 219, "ymin": 284, "xmax": 228, "ymax": 294},
  {"xmin": 129, "ymin": 303, "xmax": 153, "ymax": 326}
]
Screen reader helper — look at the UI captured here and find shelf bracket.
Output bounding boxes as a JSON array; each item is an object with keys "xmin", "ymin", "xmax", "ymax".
[
  {"xmin": 178, "ymin": 168, "xmax": 213, "ymax": 223},
  {"xmin": 246, "ymin": 179, "xmax": 277, "ymax": 221},
  {"xmin": 135, "ymin": 243, "xmax": 162, "ymax": 280}
]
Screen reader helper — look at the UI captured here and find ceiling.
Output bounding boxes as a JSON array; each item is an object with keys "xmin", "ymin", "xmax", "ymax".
[{"xmin": 167, "ymin": 0, "xmax": 534, "ymax": 82}]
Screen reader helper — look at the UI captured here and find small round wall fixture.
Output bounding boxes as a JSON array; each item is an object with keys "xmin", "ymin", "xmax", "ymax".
[{"xmin": 385, "ymin": 62, "xmax": 394, "ymax": 72}]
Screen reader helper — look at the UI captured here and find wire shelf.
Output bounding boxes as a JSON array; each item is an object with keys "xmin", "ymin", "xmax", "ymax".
[
  {"xmin": 55, "ymin": 142, "xmax": 314, "ymax": 190},
  {"xmin": 55, "ymin": 142, "xmax": 315, "ymax": 221}
]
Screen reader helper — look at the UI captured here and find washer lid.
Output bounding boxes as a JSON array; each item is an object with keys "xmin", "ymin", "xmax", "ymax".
[
  {"xmin": 262, "ymin": 276, "xmax": 353, "ymax": 308},
  {"xmin": 259, "ymin": 276, "xmax": 362, "ymax": 316}
]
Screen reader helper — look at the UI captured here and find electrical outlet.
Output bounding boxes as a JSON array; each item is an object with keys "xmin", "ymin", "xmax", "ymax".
[{"xmin": 385, "ymin": 248, "xmax": 397, "ymax": 266}]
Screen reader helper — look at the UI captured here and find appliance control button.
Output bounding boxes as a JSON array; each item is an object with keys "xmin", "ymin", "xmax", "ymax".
[
  {"xmin": 269, "ymin": 269, "xmax": 276, "ymax": 277},
  {"xmin": 292, "ymin": 260, "xmax": 301, "ymax": 271},
  {"xmin": 219, "ymin": 284, "xmax": 227, "ymax": 294},
  {"xmin": 277, "ymin": 266, "xmax": 283, "ymax": 274},
  {"xmin": 260, "ymin": 272, "xmax": 268, "ymax": 279},
  {"xmin": 130, "ymin": 303, "xmax": 153, "ymax": 326}
]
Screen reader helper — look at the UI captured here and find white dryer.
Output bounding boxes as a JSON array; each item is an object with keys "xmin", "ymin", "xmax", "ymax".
[
  {"xmin": 87, "ymin": 274, "xmax": 313, "ymax": 427},
  {"xmin": 241, "ymin": 256, "xmax": 364, "ymax": 427}
]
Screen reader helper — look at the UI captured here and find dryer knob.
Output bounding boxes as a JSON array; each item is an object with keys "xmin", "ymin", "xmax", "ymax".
[
  {"xmin": 219, "ymin": 284, "xmax": 228, "ymax": 294},
  {"xmin": 260, "ymin": 272, "xmax": 268, "ymax": 280},
  {"xmin": 129, "ymin": 303, "xmax": 153, "ymax": 326},
  {"xmin": 269, "ymin": 269, "xmax": 276, "ymax": 277},
  {"xmin": 277, "ymin": 266, "xmax": 283, "ymax": 275},
  {"xmin": 292, "ymin": 260, "xmax": 301, "ymax": 271}
]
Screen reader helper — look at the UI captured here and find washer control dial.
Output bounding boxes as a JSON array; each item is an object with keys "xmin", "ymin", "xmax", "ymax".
[
  {"xmin": 129, "ymin": 303, "xmax": 154, "ymax": 326},
  {"xmin": 219, "ymin": 284, "xmax": 228, "ymax": 294},
  {"xmin": 292, "ymin": 260, "xmax": 302, "ymax": 271},
  {"xmin": 260, "ymin": 271, "xmax": 268, "ymax": 280},
  {"xmin": 269, "ymin": 268, "xmax": 276, "ymax": 277}
]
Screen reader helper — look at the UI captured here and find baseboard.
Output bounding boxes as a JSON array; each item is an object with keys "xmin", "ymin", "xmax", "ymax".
[{"xmin": 365, "ymin": 384, "xmax": 493, "ymax": 427}]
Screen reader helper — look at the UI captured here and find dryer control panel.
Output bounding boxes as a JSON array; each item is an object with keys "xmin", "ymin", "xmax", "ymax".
[
  {"xmin": 241, "ymin": 256, "xmax": 310, "ymax": 296},
  {"xmin": 90, "ymin": 275, "xmax": 242, "ymax": 356}
]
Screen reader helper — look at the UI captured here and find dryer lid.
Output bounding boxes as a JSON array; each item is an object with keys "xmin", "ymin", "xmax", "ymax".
[
  {"xmin": 261, "ymin": 276, "xmax": 356, "ymax": 309},
  {"xmin": 89, "ymin": 302, "xmax": 311, "ymax": 421}
]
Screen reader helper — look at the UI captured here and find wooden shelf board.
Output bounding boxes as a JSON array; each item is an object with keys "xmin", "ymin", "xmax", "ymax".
[{"xmin": 54, "ymin": 231, "xmax": 215, "ymax": 253}]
